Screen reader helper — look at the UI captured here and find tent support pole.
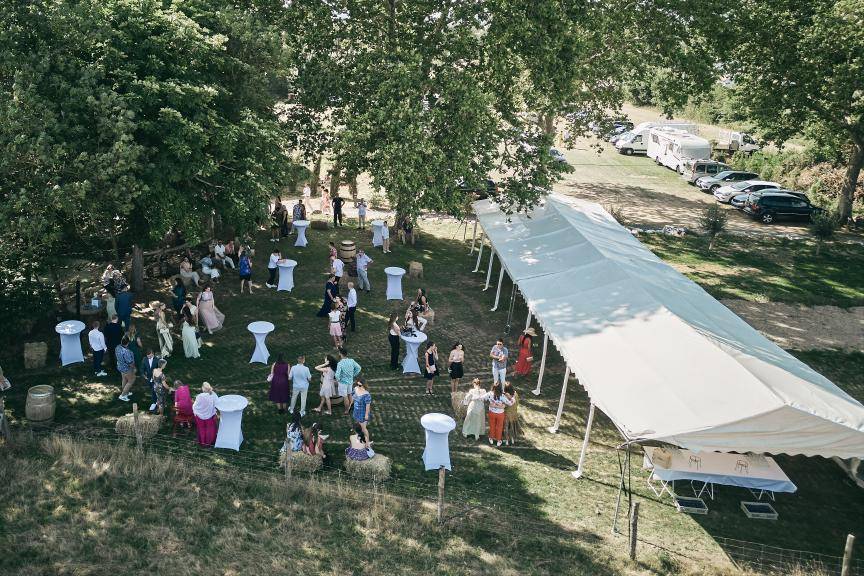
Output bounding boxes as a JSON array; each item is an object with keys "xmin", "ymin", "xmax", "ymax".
[
  {"xmin": 571, "ymin": 402, "xmax": 595, "ymax": 479},
  {"xmin": 504, "ymin": 283, "xmax": 518, "ymax": 334},
  {"xmin": 490, "ymin": 267, "xmax": 505, "ymax": 311},
  {"xmin": 472, "ymin": 234, "xmax": 485, "ymax": 272},
  {"xmin": 532, "ymin": 333, "xmax": 548, "ymax": 396},
  {"xmin": 547, "ymin": 367, "xmax": 570, "ymax": 433},
  {"xmin": 483, "ymin": 250, "xmax": 495, "ymax": 290},
  {"xmin": 524, "ymin": 311, "xmax": 532, "ymax": 331},
  {"xmin": 468, "ymin": 219, "xmax": 478, "ymax": 254}
]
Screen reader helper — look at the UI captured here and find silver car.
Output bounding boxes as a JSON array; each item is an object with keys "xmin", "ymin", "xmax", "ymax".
[{"xmin": 713, "ymin": 180, "xmax": 782, "ymax": 203}]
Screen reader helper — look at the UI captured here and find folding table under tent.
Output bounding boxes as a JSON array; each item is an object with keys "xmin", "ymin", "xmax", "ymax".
[{"xmin": 471, "ymin": 193, "xmax": 864, "ymax": 483}]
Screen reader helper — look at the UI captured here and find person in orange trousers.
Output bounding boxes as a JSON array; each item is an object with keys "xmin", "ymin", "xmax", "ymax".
[{"xmin": 482, "ymin": 383, "xmax": 513, "ymax": 447}]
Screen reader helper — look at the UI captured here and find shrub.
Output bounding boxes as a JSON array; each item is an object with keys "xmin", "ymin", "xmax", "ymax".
[
  {"xmin": 698, "ymin": 204, "xmax": 728, "ymax": 250},
  {"xmin": 809, "ymin": 211, "xmax": 840, "ymax": 256}
]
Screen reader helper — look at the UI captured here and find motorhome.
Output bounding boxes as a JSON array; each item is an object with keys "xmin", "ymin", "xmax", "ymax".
[
  {"xmin": 646, "ymin": 128, "xmax": 712, "ymax": 172},
  {"xmin": 615, "ymin": 121, "xmax": 698, "ymax": 155}
]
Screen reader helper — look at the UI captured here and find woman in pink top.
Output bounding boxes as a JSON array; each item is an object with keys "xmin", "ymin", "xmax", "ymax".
[{"xmin": 482, "ymin": 383, "xmax": 513, "ymax": 447}]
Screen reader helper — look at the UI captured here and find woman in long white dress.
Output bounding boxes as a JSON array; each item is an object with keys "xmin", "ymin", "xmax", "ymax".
[
  {"xmin": 197, "ymin": 285, "xmax": 225, "ymax": 334},
  {"xmin": 181, "ymin": 313, "xmax": 200, "ymax": 359},
  {"xmin": 155, "ymin": 304, "xmax": 174, "ymax": 358},
  {"xmin": 461, "ymin": 378, "xmax": 487, "ymax": 440}
]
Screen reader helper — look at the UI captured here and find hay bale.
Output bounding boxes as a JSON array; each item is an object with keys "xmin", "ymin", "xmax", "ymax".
[
  {"xmin": 311, "ymin": 220, "xmax": 329, "ymax": 230},
  {"xmin": 408, "ymin": 261, "xmax": 424, "ymax": 278},
  {"xmin": 345, "ymin": 453, "xmax": 391, "ymax": 483},
  {"xmin": 24, "ymin": 342, "xmax": 48, "ymax": 370},
  {"xmin": 451, "ymin": 391, "xmax": 467, "ymax": 422},
  {"xmin": 279, "ymin": 450, "xmax": 323, "ymax": 474},
  {"xmin": 115, "ymin": 413, "xmax": 163, "ymax": 440}
]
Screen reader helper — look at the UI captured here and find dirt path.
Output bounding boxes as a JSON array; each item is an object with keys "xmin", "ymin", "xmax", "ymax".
[{"xmin": 722, "ymin": 299, "xmax": 864, "ymax": 352}]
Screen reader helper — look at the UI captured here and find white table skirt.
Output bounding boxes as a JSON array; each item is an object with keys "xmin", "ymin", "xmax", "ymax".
[
  {"xmin": 56, "ymin": 320, "xmax": 86, "ymax": 366},
  {"xmin": 215, "ymin": 394, "xmax": 249, "ymax": 451},
  {"xmin": 371, "ymin": 220, "xmax": 385, "ymax": 247},
  {"xmin": 293, "ymin": 220, "xmax": 309, "ymax": 247},
  {"xmin": 247, "ymin": 321, "xmax": 275, "ymax": 364},
  {"xmin": 421, "ymin": 413, "xmax": 456, "ymax": 471},
  {"xmin": 401, "ymin": 330, "xmax": 428, "ymax": 374},
  {"xmin": 644, "ymin": 447, "xmax": 797, "ymax": 493},
  {"xmin": 277, "ymin": 260, "xmax": 298, "ymax": 292},
  {"xmin": 385, "ymin": 266, "xmax": 406, "ymax": 300}
]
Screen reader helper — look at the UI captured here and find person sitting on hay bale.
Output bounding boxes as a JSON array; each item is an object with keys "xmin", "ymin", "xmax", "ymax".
[
  {"xmin": 414, "ymin": 288, "xmax": 434, "ymax": 324},
  {"xmin": 344, "ymin": 423, "xmax": 391, "ymax": 482},
  {"xmin": 279, "ymin": 447, "xmax": 324, "ymax": 474}
]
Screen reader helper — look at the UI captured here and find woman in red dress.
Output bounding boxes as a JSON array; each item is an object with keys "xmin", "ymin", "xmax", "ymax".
[{"xmin": 514, "ymin": 328, "xmax": 536, "ymax": 377}]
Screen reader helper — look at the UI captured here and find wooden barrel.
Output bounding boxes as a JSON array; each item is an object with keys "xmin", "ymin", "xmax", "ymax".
[
  {"xmin": 26, "ymin": 385, "xmax": 56, "ymax": 423},
  {"xmin": 338, "ymin": 240, "xmax": 356, "ymax": 260}
]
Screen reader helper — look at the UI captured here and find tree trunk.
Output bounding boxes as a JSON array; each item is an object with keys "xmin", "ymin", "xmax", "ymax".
[
  {"xmin": 131, "ymin": 245, "xmax": 145, "ymax": 292},
  {"xmin": 708, "ymin": 235, "xmax": 716, "ymax": 251},
  {"xmin": 539, "ymin": 113, "xmax": 556, "ymax": 138},
  {"xmin": 310, "ymin": 156, "xmax": 322, "ymax": 195},
  {"xmin": 838, "ymin": 138, "xmax": 863, "ymax": 223},
  {"xmin": 329, "ymin": 163, "xmax": 341, "ymax": 198},
  {"xmin": 110, "ymin": 233, "xmax": 120, "ymax": 263},
  {"xmin": 349, "ymin": 174, "xmax": 358, "ymax": 201}
]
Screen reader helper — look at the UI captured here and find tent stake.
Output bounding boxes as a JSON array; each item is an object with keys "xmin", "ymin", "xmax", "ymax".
[
  {"xmin": 532, "ymin": 333, "xmax": 548, "ymax": 396},
  {"xmin": 547, "ymin": 367, "xmax": 570, "ymax": 433},
  {"xmin": 571, "ymin": 402, "xmax": 595, "ymax": 479}
]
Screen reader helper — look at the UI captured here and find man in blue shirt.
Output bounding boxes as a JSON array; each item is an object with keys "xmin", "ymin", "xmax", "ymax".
[
  {"xmin": 115, "ymin": 286, "xmax": 134, "ymax": 331},
  {"xmin": 335, "ymin": 347, "xmax": 361, "ymax": 414},
  {"xmin": 489, "ymin": 338, "xmax": 509, "ymax": 386},
  {"xmin": 116, "ymin": 337, "xmax": 136, "ymax": 402},
  {"xmin": 288, "ymin": 355, "xmax": 312, "ymax": 416}
]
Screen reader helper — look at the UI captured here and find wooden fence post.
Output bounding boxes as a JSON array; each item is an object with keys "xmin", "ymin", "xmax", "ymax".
[
  {"xmin": 132, "ymin": 403, "xmax": 143, "ymax": 452},
  {"xmin": 284, "ymin": 426, "xmax": 292, "ymax": 483},
  {"xmin": 437, "ymin": 466, "xmax": 446, "ymax": 524},
  {"xmin": 841, "ymin": 534, "xmax": 856, "ymax": 576},
  {"xmin": 629, "ymin": 501, "xmax": 640, "ymax": 561},
  {"xmin": 0, "ymin": 397, "xmax": 12, "ymax": 447}
]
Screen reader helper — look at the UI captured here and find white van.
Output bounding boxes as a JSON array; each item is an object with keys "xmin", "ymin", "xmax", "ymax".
[
  {"xmin": 647, "ymin": 128, "xmax": 712, "ymax": 172},
  {"xmin": 615, "ymin": 121, "xmax": 698, "ymax": 156}
]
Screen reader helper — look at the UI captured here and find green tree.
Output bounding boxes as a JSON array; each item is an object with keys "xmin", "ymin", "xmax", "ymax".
[
  {"xmin": 810, "ymin": 210, "xmax": 840, "ymax": 256},
  {"xmin": 715, "ymin": 0, "xmax": 864, "ymax": 221},
  {"xmin": 698, "ymin": 204, "xmax": 728, "ymax": 251}
]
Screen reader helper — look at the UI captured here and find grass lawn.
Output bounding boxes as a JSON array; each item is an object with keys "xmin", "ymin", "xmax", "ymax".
[
  {"xmin": 2, "ymin": 216, "xmax": 863, "ymax": 575},
  {"xmin": 641, "ymin": 233, "xmax": 864, "ymax": 307}
]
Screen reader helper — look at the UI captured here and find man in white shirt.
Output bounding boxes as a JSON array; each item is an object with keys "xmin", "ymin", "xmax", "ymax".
[
  {"xmin": 355, "ymin": 198, "xmax": 367, "ymax": 230},
  {"xmin": 302, "ymin": 183, "xmax": 312, "ymax": 211},
  {"xmin": 345, "ymin": 282, "xmax": 358, "ymax": 332},
  {"xmin": 88, "ymin": 321, "xmax": 108, "ymax": 377},
  {"xmin": 214, "ymin": 240, "xmax": 235, "ymax": 269},
  {"xmin": 331, "ymin": 254, "xmax": 344, "ymax": 286},
  {"xmin": 355, "ymin": 249, "xmax": 373, "ymax": 292},
  {"xmin": 267, "ymin": 249, "xmax": 281, "ymax": 288}
]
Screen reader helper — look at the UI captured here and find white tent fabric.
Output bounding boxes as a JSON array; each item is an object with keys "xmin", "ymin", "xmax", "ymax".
[{"xmin": 474, "ymin": 194, "xmax": 864, "ymax": 458}]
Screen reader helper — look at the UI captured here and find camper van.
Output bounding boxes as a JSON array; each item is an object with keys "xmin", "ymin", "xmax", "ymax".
[
  {"xmin": 646, "ymin": 128, "xmax": 712, "ymax": 172},
  {"xmin": 615, "ymin": 121, "xmax": 698, "ymax": 156}
]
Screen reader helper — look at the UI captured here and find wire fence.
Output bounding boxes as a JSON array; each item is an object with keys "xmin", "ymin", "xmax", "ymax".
[{"xmin": 12, "ymin": 423, "xmax": 862, "ymax": 576}]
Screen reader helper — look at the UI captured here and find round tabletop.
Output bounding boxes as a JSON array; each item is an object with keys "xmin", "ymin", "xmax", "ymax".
[
  {"xmin": 277, "ymin": 259, "xmax": 298, "ymax": 268},
  {"xmin": 400, "ymin": 330, "xmax": 428, "ymax": 345},
  {"xmin": 55, "ymin": 320, "xmax": 86, "ymax": 335},
  {"xmin": 371, "ymin": 219, "xmax": 384, "ymax": 226},
  {"xmin": 385, "ymin": 266, "xmax": 406, "ymax": 276},
  {"xmin": 216, "ymin": 394, "xmax": 249, "ymax": 412},
  {"xmin": 247, "ymin": 321, "xmax": 275, "ymax": 334},
  {"xmin": 421, "ymin": 412, "xmax": 457, "ymax": 434},
  {"xmin": 292, "ymin": 220, "xmax": 310, "ymax": 227}
]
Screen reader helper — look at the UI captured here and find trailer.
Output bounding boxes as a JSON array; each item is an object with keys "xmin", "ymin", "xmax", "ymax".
[
  {"xmin": 646, "ymin": 128, "xmax": 712, "ymax": 172},
  {"xmin": 615, "ymin": 121, "xmax": 698, "ymax": 155}
]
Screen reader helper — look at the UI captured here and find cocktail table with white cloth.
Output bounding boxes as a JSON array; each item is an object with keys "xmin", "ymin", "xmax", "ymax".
[
  {"xmin": 385, "ymin": 266, "xmax": 406, "ymax": 300},
  {"xmin": 214, "ymin": 394, "xmax": 249, "ymax": 451},
  {"xmin": 247, "ymin": 321, "xmax": 275, "ymax": 364},
  {"xmin": 400, "ymin": 330, "xmax": 428, "ymax": 375},
  {"xmin": 643, "ymin": 446, "xmax": 797, "ymax": 501},
  {"xmin": 421, "ymin": 413, "xmax": 457, "ymax": 471},
  {"xmin": 55, "ymin": 320, "xmax": 86, "ymax": 367},
  {"xmin": 276, "ymin": 259, "xmax": 298, "ymax": 292},
  {"xmin": 371, "ymin": 220, "xmax": 385, "ymax": 247},
  {"xmin": 293, "ymin": 220, "xmax": 310, "ymax": 247}
]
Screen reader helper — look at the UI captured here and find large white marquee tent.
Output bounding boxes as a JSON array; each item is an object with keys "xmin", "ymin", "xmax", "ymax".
[{"xmin": 471, "ymin": 193, "xmax": 864, "ymax": 476}]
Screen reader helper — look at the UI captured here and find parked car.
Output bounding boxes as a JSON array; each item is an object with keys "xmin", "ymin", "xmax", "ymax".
[
  {"xmin": 743, "ymin": 191, "xmax": 823, "ymax": 224},
  {"xmin": 713, "ymin": 180, "xmax": 782, "ymax": 203},
  {"xmin": 681, "ymin": 160, "xmax": 730, "ymax": 184},
  {"xmin": 696, "ymin": 170, "xmax": 761, "ymax": 193},
  {"xmin": 550, "ymin": 147, "xmax": 567, "ymax": 163},
  {"xmin": 730, "ymin": 193, "xmax": 750, "ymax": 209}
]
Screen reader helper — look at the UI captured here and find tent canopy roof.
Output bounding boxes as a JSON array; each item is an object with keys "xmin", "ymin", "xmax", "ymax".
[{"xmin": 474, "ymin": 194, "xmax": 864, "ymax": 458}]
